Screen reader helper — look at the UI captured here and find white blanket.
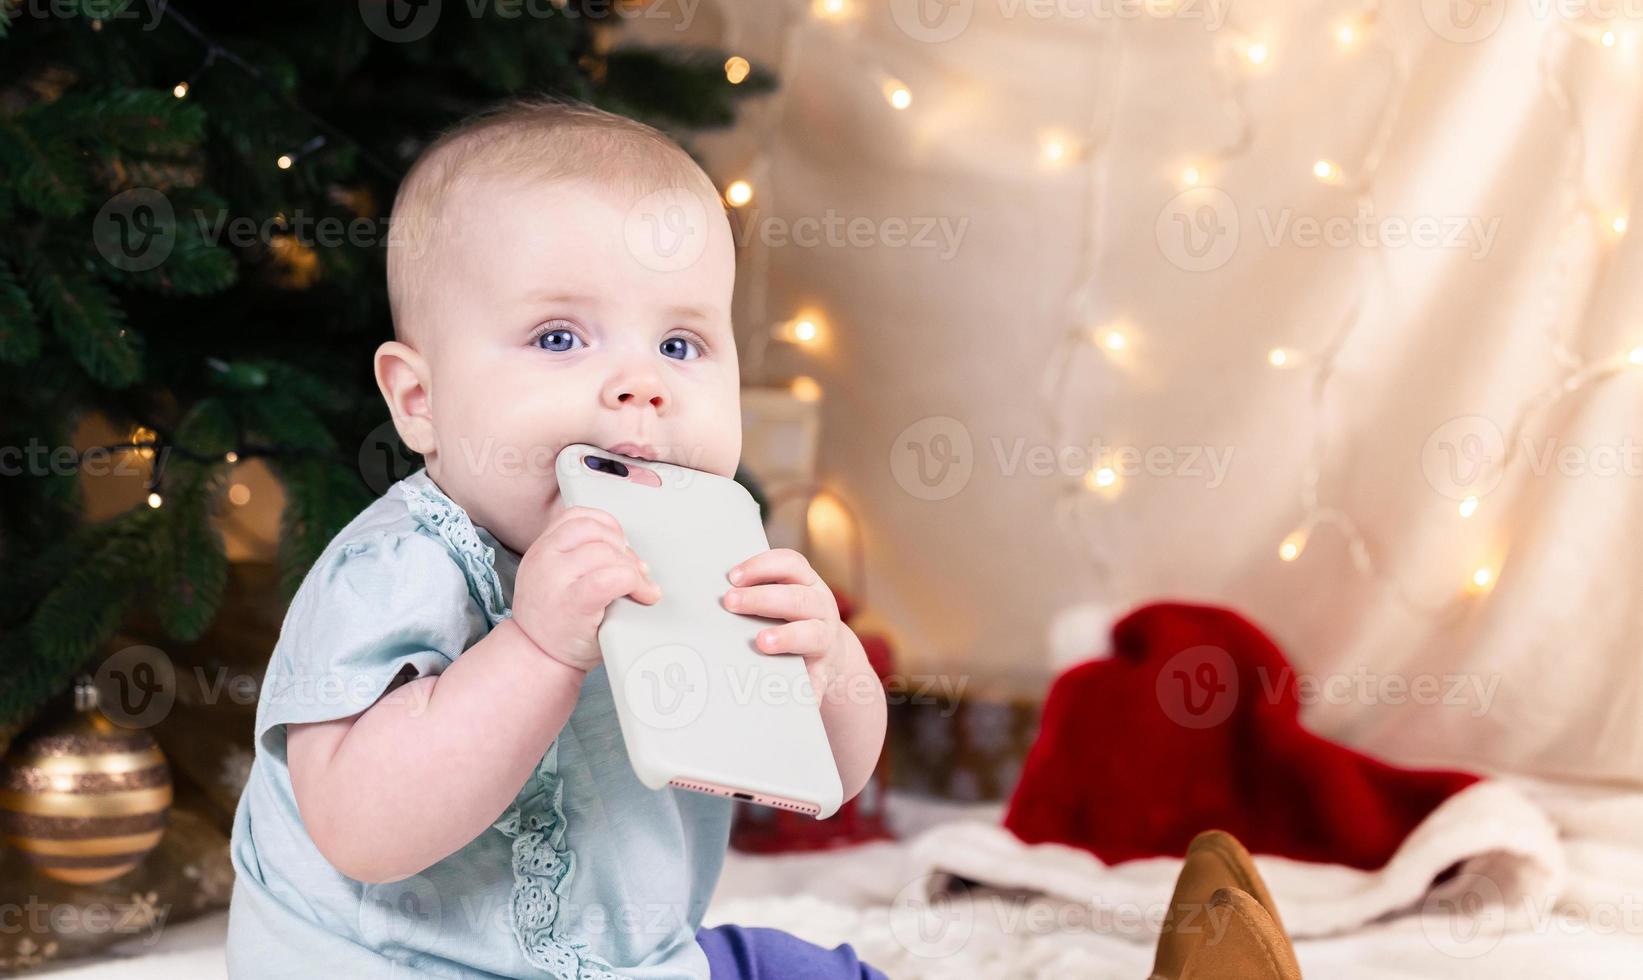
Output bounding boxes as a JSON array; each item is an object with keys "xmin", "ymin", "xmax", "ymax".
[{"xmin": 35, "ymin": 785, "xmax": 1643, "ymax": 979}]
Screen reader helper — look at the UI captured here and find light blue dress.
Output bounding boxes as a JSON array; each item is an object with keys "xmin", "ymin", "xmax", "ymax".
[{"xmin": 227, "ymin": 467, "xmax": 734, "ymax": 979}]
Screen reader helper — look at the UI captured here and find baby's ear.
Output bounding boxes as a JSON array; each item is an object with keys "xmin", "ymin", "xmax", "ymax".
[{"xmin": 373, "ymin": 340, "xmax": 437, "ymax": 454}]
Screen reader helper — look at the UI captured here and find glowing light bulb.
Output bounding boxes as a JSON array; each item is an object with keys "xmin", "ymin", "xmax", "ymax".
[
  {"xmin": 790, "ymin": 375, "xmax": 822, "ymax": 402},
  {"xmin": 813, "ymin": 0, "xmax": 848, "ymax": 20},
  {"xmin": 276, "ymin": 154, "xmax": 294, "ymax": 170},
  {"xmin": 1180, "ymin": 166, "xmax": 1202, "ymax": 187},
  {"xmin": 725, "ymin": 56, "xmax": 751, "ymax": 85},
  {"xmin": 1042, "ymin": 138, "xmax": 1067, "ymax": 164},
  {"xmin": 1267, "ymin": 347, "xmax": 1293, "ymax": 368},
  {"xmin": 884, "ymin": 81, "xmax": 912, "ymax": 110},
  {"xmin": 1601, "ymin": 30, "xmax": 1617, "ymax": 48},
  {"xmin": 1629, "ymin": 346, "xmax": 1643, "ymax": 366},
  {"xmin": 1611, "ymin": 214, "xmax": 1629, "ymax": 236},
  {"xmin": 1469, "ymin": 566, "xmax": 1494, "ymax": 592},
  {"xmin": 1243, "ymin": 41, "xmax": 1270, "ymax": 65},
  {"xmin": 771, "ymin": 313, "xmax": 825, "ymax": 347},
  {"xmin": 724, "ymin": 180, "xmax": 753, "ymax": 207},
  {"xmin": 1100, "ymin": 329, "xmax": 1127, "ymax": 351},
  {"xmin": 229, "ymin": 483, "xmax": 252, "ymax": 506},
  {"xmin": 1278, "ymin": 529, "xmax": 1308, "ymax": 562},
  {"xmin": 1313, "ymin": 159, "xmax": 1340, "ymax": 183},
  {"xmin": 147, "ymin": 492, "xmax": 163, "ymax": 509},
  {"xmin": 1084, "ymin": 466, "xmax": 1121, "ymax": 496},
  {"xmin": 225, "ymin": 450, "xmax": 239, "ymax": 463},
  {"xmin": 1336, "ymin": 24, "xmax": 1357, "ymax": 46},
  {"xmin": 1458, "ymin": 495, "xmax": 1479, "ymax": 518},
  {"xmin": 172, "ymin": 81, "xmax": 190, "ymax": 99}
]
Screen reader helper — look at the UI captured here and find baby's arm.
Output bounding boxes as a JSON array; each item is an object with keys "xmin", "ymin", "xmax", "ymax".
[
  {"xmin": 288, "ymin": 506, "xmax": 657, "ymax": 884},
  {"xmin": 287, "ymin": 619, "xmax": 582, "ymax": 884}
]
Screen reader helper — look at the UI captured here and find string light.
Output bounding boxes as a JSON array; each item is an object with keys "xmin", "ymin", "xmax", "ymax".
[
  {"xmin": 733, "ymin": 2, "xmax": 823, "ymax": 386},
  {"xmin": 1180, "ymin": 165, "xmax": 1202, "ymax": 187},
  {"xmin": 172, "ymin": 81, "xmax": 190, "ymax": 99},
  {"xmin": 128, "ymin": 426, "xmax": 157, "ymax": 460},
  {"xmin": 883, "ymin": 79, "xmax": 912, "ymax": 111},
  {"xmin": 790, "ymin": 375, "xmax": 822, "ymax": 402},
  {"xmin": 1629, "ymin": 347, "xmax": 1643, "ymax": 366},
  {"xmin": 1312, "ymin": 159, "xmax": 1341, "ymax": 184},
  {"xmin": 812, "ymin": 0, "xmax": 848, "ymax": 21},
  {"xmin": 1042, "ymin": 135, "xmax": 1069, "ymax": 165},
  {"xmin": 1267, "ymin": 347, "xmax": 1295, "ymax": 368},
  {"xmin": 1458, "ymin": 496, "xmax": 1480, "ymax": 518},
  {"xmin": 1601, "ymin": 30, "xmax": 1617, "ymax": 48},
  {"xmin": 224, "ymin": 450, "xmax": 239, "ymax": 463},
  {"xmin": 1610, "ymin": 214, "xmax": 1628, "ymax": 236},
  {"xmin": 1099, "ymin": 328, "xmax": 1127, "ymax": 351},
  {"xmin": 146, "ymin": 492, "xmax": 162, "ymax": 509},
  {"xmin": 276, "ymin": 154, "xmax": 294, "ymax": 170},
  {"xmin": 1336, "ymin": 23, "xmax": 1358, "ymax": 47},
  {"xmin": 1468, "ymin": 566, "xmax": 1494, "ymax": 594},
  {"xmin": 724, "ymin": 179, "xmax": 754, "ymax": 207},
  {"xmin": 228, "ymin": 483, "xmax": 252, "ymax": 506},
  {"xmin": 1278, "ymin": 528, "xmax": 1308, "ymax": 562},
  {"xmin": 1242, "ymin": 40, "xmax": 1271, "ymax": 66},
  {"xmin": 725, "ymin": 56, "xmax": 751, "ymax": 84}
]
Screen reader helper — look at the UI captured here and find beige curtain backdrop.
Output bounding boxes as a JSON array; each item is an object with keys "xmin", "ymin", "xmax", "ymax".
[{"xmin": 638, "ymin": 0, "xmax": 1643, "ymax": 788}]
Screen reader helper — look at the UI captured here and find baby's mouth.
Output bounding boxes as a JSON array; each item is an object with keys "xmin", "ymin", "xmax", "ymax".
[{"xmin": 601, "ymin": 441, "xmax": 660, "ymax": 463}]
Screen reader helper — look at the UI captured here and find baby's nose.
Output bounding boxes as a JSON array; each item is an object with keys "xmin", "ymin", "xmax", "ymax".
[
  {"xmin": 605, "ymin": 371, "xmax": 669, "ymax": 411},
  {"xmin": 617, "ymin": 388, "xmax": 665, "ymax": 409}
]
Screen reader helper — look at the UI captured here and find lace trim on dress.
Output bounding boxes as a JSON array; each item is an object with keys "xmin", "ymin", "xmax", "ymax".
[
  {"xmin": 492, "ymin": 744, "xmax": 624, "ymax": 979},
  {"xmin": 398, "ymin": 475, "xmax": 510, "ymax": 628},
  {"xmin": 398, "ymin": 472, "xmax": 621, "ymax": 978}
]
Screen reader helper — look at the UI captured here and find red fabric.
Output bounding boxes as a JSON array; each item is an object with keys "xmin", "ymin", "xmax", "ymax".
[{"xmin": 1002, "ymin": 601, "xmax": 1479, "ymax": 871}]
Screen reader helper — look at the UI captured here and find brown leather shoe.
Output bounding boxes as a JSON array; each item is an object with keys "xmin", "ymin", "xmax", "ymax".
[
  {"xmin": 1178, "ymin": 888, "xmax": 1301, "ymax": 980},
  {"xmin": 1152, "ymin": 830, "xmax": 1293, "ymax": 980}
]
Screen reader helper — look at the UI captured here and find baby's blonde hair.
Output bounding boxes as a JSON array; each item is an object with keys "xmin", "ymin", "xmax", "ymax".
[{"xmin": 385, "ymin": 97, "xmax": 721, "ymax": 344}]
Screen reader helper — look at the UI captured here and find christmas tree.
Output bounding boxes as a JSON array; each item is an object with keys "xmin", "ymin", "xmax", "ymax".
[{"xmin": 0, "ymin": 1, "xmax": 772, "ymax": 736}]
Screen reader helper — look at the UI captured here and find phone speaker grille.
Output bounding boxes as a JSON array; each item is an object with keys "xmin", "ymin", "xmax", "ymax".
[{"xmin": 667, "ymin": 778, "xmax": 821, "ymax": 817}]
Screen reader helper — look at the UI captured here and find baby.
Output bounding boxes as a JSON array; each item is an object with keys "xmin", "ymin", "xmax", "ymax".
[{"xmin": 226, "ymin": 100, "xmax": 889, "ymax": 979}]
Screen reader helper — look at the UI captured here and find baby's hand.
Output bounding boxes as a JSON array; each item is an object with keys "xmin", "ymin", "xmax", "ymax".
[
  {"xmin": 721, "ymin": 548, "xmax": 850, "ymax": 691},
  {"xmin": 512, "ymin": 506, "xmax": 660, "ymax": 672}
]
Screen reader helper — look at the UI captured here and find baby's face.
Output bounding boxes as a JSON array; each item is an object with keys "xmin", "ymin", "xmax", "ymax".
[{"xmin": 411, "ymin": 175, "xmax": 741, "ymax": 554}]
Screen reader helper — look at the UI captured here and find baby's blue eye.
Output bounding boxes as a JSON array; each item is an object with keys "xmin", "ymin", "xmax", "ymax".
[
  {"xmin": 660, "ymin": 336, "xmax": 702, "ymax": 361},
  {"xmin": 537, "ymin": 328, "xmax": 583, "ymax": 353}
]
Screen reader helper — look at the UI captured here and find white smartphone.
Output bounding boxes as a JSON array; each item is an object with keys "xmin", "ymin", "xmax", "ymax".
[{"xmin": 554, "ymin": 442, "xmax": 844, "ymax": 819}]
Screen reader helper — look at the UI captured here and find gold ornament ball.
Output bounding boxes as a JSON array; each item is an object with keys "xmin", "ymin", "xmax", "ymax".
[{"xmin": 0, "ymin": 708, "xmax": 171, "ymax": 884}]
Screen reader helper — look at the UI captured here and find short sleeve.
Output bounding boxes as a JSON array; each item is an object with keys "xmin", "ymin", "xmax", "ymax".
[{"xmin": 253, "ymin": 528, "xmax": 489, "ymax": 760}]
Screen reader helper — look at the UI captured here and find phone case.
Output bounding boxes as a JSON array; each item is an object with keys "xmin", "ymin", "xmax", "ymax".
[{"xmin": 554, "ymin": 442, "xmax": 844, "ymax": 819}]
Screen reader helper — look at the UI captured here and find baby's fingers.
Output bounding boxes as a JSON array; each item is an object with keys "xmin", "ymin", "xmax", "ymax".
[
  {"xmin": 752, "ymin": 619, "xmax": 832, "ymax": 658},
  {"xmin": 567, "ymin": 562, "xmax": 660, "ymax": 614}
]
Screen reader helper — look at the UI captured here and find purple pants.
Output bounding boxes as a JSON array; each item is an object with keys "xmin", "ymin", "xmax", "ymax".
[{"xmin": 696, "ymin": 924, "xmax": 889, "ymax": 980}]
